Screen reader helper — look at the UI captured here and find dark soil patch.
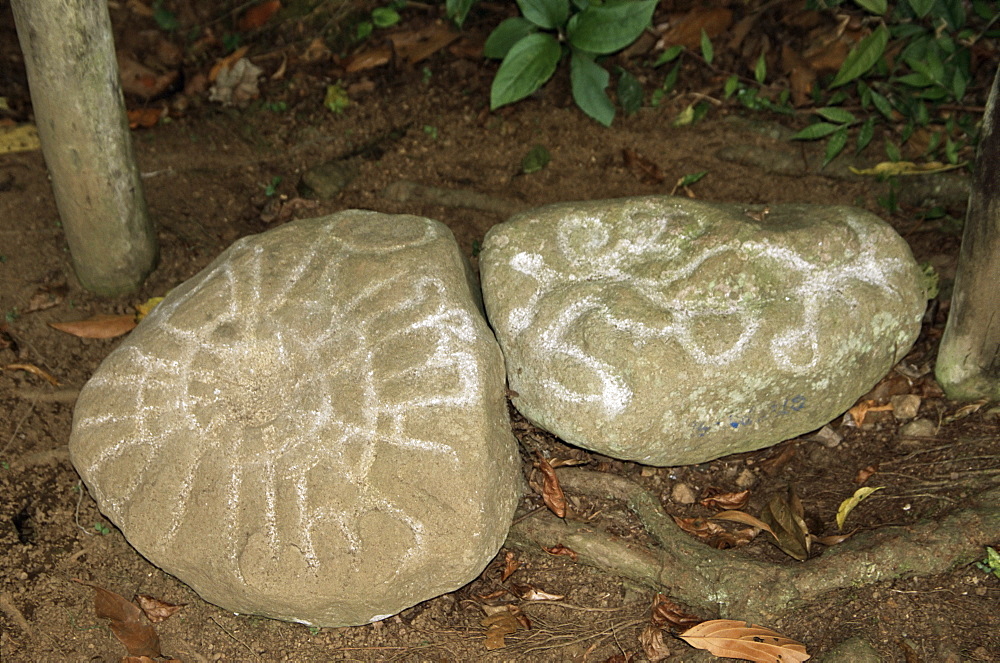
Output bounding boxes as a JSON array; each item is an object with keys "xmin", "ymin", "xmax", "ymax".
[{"xmin": 1, "ymin": 2, "xmax": 998, "ymax": 661}]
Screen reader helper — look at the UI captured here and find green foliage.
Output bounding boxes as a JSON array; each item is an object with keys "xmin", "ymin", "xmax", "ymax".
[
  {"xmin": 521, "ymin": 144, "xmax": 551, "ymax": 173},
  {"xmin": 152, "ymin": 0, "xmax": 180, "ymax": 32},
  {"xmin": 790, "ymin": 0, "xmax": 994, "ymax": 165},
  {"xmin": 263, "ymin": 176, "xmax": 282, "ymax": 197},
  {"xmin": 357, "ymin": 2, "xmax": 404, "ymax": 40},
  {"xmin": 446, "ymin": 0, "xmax": 477, "ymax": 27},
  {"xmin": 93, "ymin": 522, "xmax": 111, "ymax": 535},
  {"xmin": 485, "ymin": 0, "xmax": 658, "ymax": 126},
  {"xmin": 976, "ymin": 546, "xmax": 1000, "ymax": 580}
]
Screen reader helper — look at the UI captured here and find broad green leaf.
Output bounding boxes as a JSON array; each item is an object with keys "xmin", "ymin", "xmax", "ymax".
[
  {"xmin": 791, "ymin": 122, "xmax": 842, "ymax": 140},
  {"xmin": 678, "ymin": 170, "xmax": 707, "ymax": 187},
  {"xmin": 815, "ymin": 107, "xmax": 857, "ymax": 124},
  {"xmin": 907, "ymin": 0, "xmax": 935, "ymax": 17},
  {"xmin": 446, "ymin": 0, "xmax": 475, "ymax": 27},
  {"xmin": 823, "ymin": 126, "xmax": 849, "ymax": 167},
  {"xmin": 951, "ymin": 70, "xmax": 968, "ymax": 101},
  {"xmin": 616, "ymin": 67, "xmax": 643, "ymax": 115},
  {"xmin": 885, "ymin": 139, "xmax": 901, "ymax": 162},
  {"xmin": 945, "ymin": 137, "xmax": 958, "ymax": 164},
  {"xmin": 831, "ymin": 25, "xmax": 888, "ymax": 88},
  {"xmin": 566, "ymin": 0, "xmax": 658, "ymax": 55},
  {"xmin": 700, "ymin": 29, "xmax": 713, "ymax": 65},
  {"xmin": 870, "ymin": 89, "xmax": 893, "ymax": 118},
  {"xmin": 490, "ymin": 33, "xmax": 562, "ymax": 110},
  {"xmin": 517, "ymin": 0, "xmax": 569, "ymax": 30},
  {"xmin": 724, "ymin": 75, "xmax": 739, "ymax": 98},
  {"xmin": 570, "ymin": 51, "xmax": 614, "ymax": 126},
  {"xmin": 857, "ymin": 117, "xmax": 875, "ymax": 153},
  {"xmin": 754, "ymin": 53, "xmax": 766, "ymax": 84},
  {"xmin": 836, "ymin": 486, "xmax": 883, "ymax": 530},
  {"xmin": 854, "ymin": 0, "xmax": 886, "ymax": 14},
  {"xmin": 653, "ymin": 44, "xmax": 684, "ymax": 67},
  {"xmin": 662, "ymin": 62, "xmax": 680, "ymax": 93},
  {"xmin": 371, "ymin": 7, "xmax": 400, "ymax": 28},
  {"xmin": 896, "ymin": 72, "xmax": 932, "ymax": 88},
  {"xmin": 484, "ymin": 17, "xmax": 538, "ymax": 59},
  {"xmin": 521, "ymin": 144, "xmax": 551, "ymax": 173}
]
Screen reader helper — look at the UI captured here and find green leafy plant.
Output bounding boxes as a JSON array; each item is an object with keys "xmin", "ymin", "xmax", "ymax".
[
  {"xmin": 357, "ymin": 1, "xmax": 405, "ymax": 41},
  {"xmin": 152, "ymin": 0, "xmax": 180, "ymax": 32},
  {"xmin": 976, "ymin": 546, "xmax": 1000, "ymax": 579},
  {"xmin": 792, "ymin": 0, "xmax": 996, "ymax": 165},
  {"xmin": 263, "ymin": 176, "xmax": 282, "ymax": 197},
  {"xmin": 93, "ymin": 522, "xmax": 111, "ymax": 535},
  {"xmin": 484, "ymin": 0, "xmax": 658, "ymax": 126},
  {"xmin": 423, "ymin": 125, "xmax": 439, "ymax": 139}
]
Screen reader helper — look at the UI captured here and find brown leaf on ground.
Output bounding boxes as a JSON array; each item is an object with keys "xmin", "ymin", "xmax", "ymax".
[
  {"xmin": 847, "ymin": 400, "xmax": 894, "ymax": 427},
  {"xmin": 509, "ymin": 583, "xmax": 564, "ymax": 601},
  {"xmin": 481, "ymin": 611, "xmax": 519, "ymax": 650},
  {"xmin": 639, "ymin": 623, "xmax": 671, "ymax": 661},
  {"xmin": 500, "ymin": 550, "xmax": 520, "ymax": 582},
  {"xmin": 345, "ymin": 22, "xmax": 459, "ymax": 72},
  {"xmin": 238, "ymin": 0, "xmax": 281, "ymax": 31},
  {"xmin": 209, "ymin": 46, "xmax": 250, "ymax": 82},
  {"xmin": 680, "ymin": 619, "xmax": 810, "ymax": 662},
  {"xmin": 711, "ymin": 510, "xmax": 774, "ymax": 539},
  {"xmin": 74, "ymin": 580, "xmax": 161, "ymax": 658},
  {"xmin": 116, "ymin": 53, "xmax": 179, "ymax": 100},
  {"xmin": 543, "ymin": 544, "xmax": 578, "ymax": 561},
  {"xmin": 49, "ymin": 314, "xmax": 137, "ymax": 339},
  {"xmin": 649, "ymin": 594, "xmax": 702, "ymax": 630},
  {"xmin": 25, "ymin": 283, "xmax": 67, "ymax": 313},
  {"xmin": 623, "ymin": 148, "xmax": 666, "ymax": 184},
  {"xmin": 854, "ymin": 464, "xmax": 879, "ymax": 483},
  {"xmin": 672, "ymin": 516, "xmax": 748, "ymax": 549},
  {"xmin": 759, "ymin": 442, "xmax": 797, "ymax": 474},
  {"xmin": 535, "ymin": 455, "xmax": 567, "ymax": 518},
  {"xmin": 127, "ymin": 107, "xmax": 165, "ymax": 129},
  {"xmin": 4, "ymin": 363, "xmax": 60, "ymax": 386},
  {"xmin": 135, "ymin": 594, "xmax": 184, "ymax": 623},
  {"xmin": 760, "ymin": 487, "xmax": 811, "ymax": 561},
  {"xmin": 657, "ymin": 8, "xmax": 734, "ymax": 50},
  {"xmin": 700, "ymin": 489, "xmax": 750, "ymax": 510}
]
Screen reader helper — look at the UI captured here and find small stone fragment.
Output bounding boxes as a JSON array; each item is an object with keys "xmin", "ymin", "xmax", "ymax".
[
  {"xmin": 481, "ymin": 196, "xmax": 926, "ymax": 466},
  {"xmin": 899, "ymin": 418, "xmax": 937, "ymax": 438},
  {"xmin": 70, "ymin": 211, "xmax": 520, "ymax": 627},
  {"xmin": 671, "ymin": 482, "xmax": 697, "ymax": 504},
  {"xmin": 890, "ymin": 394, "xmax": 922, "ymax": 420}
]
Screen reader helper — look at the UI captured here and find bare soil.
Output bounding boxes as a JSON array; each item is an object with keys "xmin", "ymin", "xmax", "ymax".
[{"xmin": 1, "ymin": 2, "xmax": 998, "ymax": 661}]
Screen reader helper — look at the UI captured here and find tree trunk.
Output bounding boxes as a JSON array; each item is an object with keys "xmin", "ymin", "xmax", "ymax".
[
  {"xmin": 11, "ymin": 0, "xmax": 158, "ymax": 296},
  {"xmin": 935, "ymin": 65, "xmax": 1000, "ymax": 399}
]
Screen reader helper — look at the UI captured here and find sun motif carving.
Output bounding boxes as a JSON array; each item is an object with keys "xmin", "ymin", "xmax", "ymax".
[{"xmin": 72, "ymin": 215, "xmax": 489, "ymax": 582}]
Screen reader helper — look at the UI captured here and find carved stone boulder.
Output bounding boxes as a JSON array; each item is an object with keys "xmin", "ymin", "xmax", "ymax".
[
  {"xmin": 480, "ymin": 196, "xmax": 926, "ymax": 466},
  {"xmin": 70, "ymin": 211, "xmax": 521, "ymax": 626}
]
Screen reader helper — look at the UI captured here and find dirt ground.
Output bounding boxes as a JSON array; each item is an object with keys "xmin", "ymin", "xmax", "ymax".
[{"xmin": 1, "ymin": 1, "xmax": 999, "ymax": 661}]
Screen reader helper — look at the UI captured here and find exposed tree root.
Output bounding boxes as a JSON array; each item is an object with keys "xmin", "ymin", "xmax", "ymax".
[{"xmin": 506, "ymin": 469, "xmax": 1000, "ymax": 624}]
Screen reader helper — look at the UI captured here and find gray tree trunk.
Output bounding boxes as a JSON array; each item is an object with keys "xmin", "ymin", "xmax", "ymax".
[
  {"xmin": 11, "ymin": 0, "xmax": 158, "ymax": 296},
  {"xmin": 935, "ymin": 66, "xmax": 1000, "ymax": 400}
]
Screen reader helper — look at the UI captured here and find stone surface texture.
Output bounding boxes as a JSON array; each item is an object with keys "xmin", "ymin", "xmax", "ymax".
[
  {"xmin": 70, "ymin": 211, "xmax": 521, "ymax": 627},
  {"xmin": 480, "ymin": 196, "xmax": 926, "ymax": 466}
]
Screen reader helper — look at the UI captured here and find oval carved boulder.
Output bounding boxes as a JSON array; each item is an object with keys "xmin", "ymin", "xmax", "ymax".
[
  {"xmin": 70, "ymin": 211, "xmax": 521, "ymax": 627},
  {"xmin": 480, "ymin": 196, "xmax": 926, "ymax": 466}
]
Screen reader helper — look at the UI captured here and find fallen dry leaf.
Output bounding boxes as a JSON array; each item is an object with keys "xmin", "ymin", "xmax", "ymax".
[
  {"xmin": 623, "ymin": 148, "xmax": 666, "ymax": 184},
  {"xmin": 543, "ymin": 544, "xmax": 578, "ymax": 561},
  {"xmin": 649, "ymin": 594, "xmax": 702, "ymax": 630},
  {"xmin": 680, "ymin": 619, "xmax": 810, "ymax": 662},
  {"xmin": 25, "ymin": 283, "xmax": 67, "ymax": 313},
  {"xmin": 238, "ymin": 0, "xmax": 281, "ymax": 31},
  {"xmin": 760, "ymin": 487, "xmax": 811, "ymax": 560},
  {"xmin": 209, "ymin": 45, "xmax": 250, "ymax": 83},
  {"xmin": 639, "ymin": 623, "xmax": 671, "ymax": 661},
  {"xmin": 481, "ymin": 611, "xmax": 519, "ymax": 650},
  {"xmin": 836, "ymin": 486, "xmax": 884, "ymax": 530},
  {"xmin": 943, "ymin": 400, "xmax": 988, "ymax": 424},
  {"xmin": 4, "ymin": 363, "xmax": 60, "ymax": 386},
  {"xmin": 510, "ymin": 583, "xmax": 564, "ymax": 601},
  {"xmin": 127, "ymin": 107, "xmax": 165, "ymax": 129},
  {"xmin": 74, "ymin": 580, "xmax": 161, "ymax": 658},
  {"xmin": 854, "ymin": 464, "xmax": 879, "ymax": 483},
  {"xmin": 117, "ymin": 53, "xmax": 179, "ymax": 99},
  {"xmin": 700, "ymin": 489, "xmax": 750, "ymax": 511},
  {"xmin": 135, "ymin": 594, "xmax": 184, "ymax": 623},
  {"xmin": 657, "ymin": 7, "xmax": 733, "ymax": 50},
  {"xmin": 535, "ymin": 455, "xmax": 567, "ymax": 518},
  {"xmin": 846, "ymin": 400, "xmax": 894, "ymax": 427},
  {"xmin": 711, "ymin": 510, "xmax": 775, "ymax": 539},
  {"xmin": 500, "ymin": 551, "xmax": 520, "ymax": 582},
  {"xmin": 49, "ymin": 314, "xmax": 137, "ymax": 339}
]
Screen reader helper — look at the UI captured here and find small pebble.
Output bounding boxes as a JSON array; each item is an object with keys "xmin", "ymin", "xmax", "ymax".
[
  {"xmin": 891, "ymin": 394, "xmax": 921, "ymax": 420},
  {"xmin": 670, "ymin": 482, "xmax": 696, "ymax": 504},
  {"xmin": 899, "ymin": 418, "xmax": 937, "ymax": 438}
]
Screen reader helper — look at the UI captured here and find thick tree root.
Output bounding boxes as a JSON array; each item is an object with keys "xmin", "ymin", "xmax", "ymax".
[{"xmin": 506, "ymin": 469, "xmax": 1000, "ymax": 623}]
